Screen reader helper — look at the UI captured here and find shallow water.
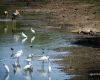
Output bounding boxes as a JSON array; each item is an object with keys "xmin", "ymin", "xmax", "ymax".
[{"xmin": 0, "ymin": 20, "xmax": 80, "ymax": 80}]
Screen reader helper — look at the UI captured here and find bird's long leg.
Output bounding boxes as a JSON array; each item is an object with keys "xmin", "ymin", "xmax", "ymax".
[
  {"xmin": 17, "ymin": 57, "xmax": 19, "ymax": 63},
  {"xmin": 42, "ymin": 61, "xmax": 44, "ymax": 71}
]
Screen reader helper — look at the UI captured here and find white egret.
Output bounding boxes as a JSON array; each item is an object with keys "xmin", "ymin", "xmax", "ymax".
[
  {"xmin": 4, "ymin": 11, "xmax": 8, "ymax": 15},
  {"xmin": 38, "ymin": 56, "xmax": 49, "ymax": 61},
  {"xmin": 4, "ymin": 11, "xmax": 8, "ymax": 18},
  {"xmin": 13, "ymin": 49, "xmax": 23, "ymax": 58},
  {"xmin": 11, "ymin": 49, "xmax": 23, "ymax": 62},
  {"xmin": 25, "ymin": 54, "xmax": 34, "ymax": 63},
  {"xmin": 22, "ymin": 32, "xmax": 27, "ymax": 38},
  {"xmin": 24, "ymin": 56, "xmax": 33, "ymax": 80},
  {"xmin": 31, "ymin": 28, "xmax": 35, "ymax": 34},
  {"xmin": 24, "ymin": 63, "xmax": 33, "ymax": 71},
  {"xmin": 24, "ymin": 65, "xmax": 33, "ymax": 80},
  {"xmin": 3, "ymin": 64, "xmax": 9, "ymax": 73}
]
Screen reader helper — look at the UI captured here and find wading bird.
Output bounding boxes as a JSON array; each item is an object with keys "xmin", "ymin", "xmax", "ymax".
[
  {"xmin": 38, "ymin": 56, "xmax": 49, "ymax": 61},
  {"xmin": 38, "ymin": 49, "xmax": 49, "ymax": 61},
  {"xmin": 25, "ymin": 54, "xmax": 34, "ymax": 64},
  {"xmin": 31, "ymin": 28, "xmax": 35, "ymax": 34},
  {"xmin": 22, "ymin": 32, "xmax": 27, "ymax": 38},
  {"xmin": 11, "ymin": 49, "xmax": 23, "ymax": 62},
  {"xmin": 12, "ymin": 10, "xmax": 20, "ymax": 20},
  {"xmin": 24, "ymin": 62, "xmax": 33, "ymax": 72},
  {"xmin": 4, "ymin": 11, "xmax": 8, "ymax": 18}
]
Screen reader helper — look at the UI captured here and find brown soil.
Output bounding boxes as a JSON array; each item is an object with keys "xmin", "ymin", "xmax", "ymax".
[{"xmin": 20, "ymin": 0, "xmax": 100, "ymax": 33}]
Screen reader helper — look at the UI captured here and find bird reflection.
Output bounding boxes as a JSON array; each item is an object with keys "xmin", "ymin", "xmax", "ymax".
[
  {"xmin": 12, "ymin": 20, "xmax": 16, "ymax": 32},
  {"xmin": 31, "ymin": 36, "xmax": 35, "ymax": 43},
  {"xmin": 37, "ymin": 61, "xmax": 48, "ymax": 77},
  {"xmin": 22, "ymin": 37, "xmax": 27, "ymax": 43},
  {"xmin": 30, "ymin": 36, "xmax": 35, "ymax": 48},
  {"xmin": 3, "ymin": 15, "xmax": 8, "ymax": 33},
  {"xmin": 12, "ymin": 61, "xmax": 21, "ymax": 75},
  {"xmin": 48, "ymin": 59, "xmax": 51, "ymax": 80},
  {"xmin": 4, "ymin": 25, "xmax": 8, "ymax": 33},
  {"xmin": 48, "ymin": 73, "xmax": 51, "ymax": 80},
  {"xmin": 14, "ymin": 33, "xmax": 20, "ymax": 42},
  {"xmin": 2, "ymin": 63, "xmax": 9, "ymax": 80},
  {"xmin": 48, "ymin": 59, "xmax": 51, "ymax": 73},
  {"xmin": 3, "ymin": 72, "xmax": 9, "ymax": 80},
  {"xmin": 38, "ymin": 59, "xmax": 52, "ymax": 80},
  {"xmin": 3, "ymin": 64, "xmax": 9, "ymax": 73},
  {"xmin": 24, "ymin": 70, "xmax": 32, "ymax": 80}
]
